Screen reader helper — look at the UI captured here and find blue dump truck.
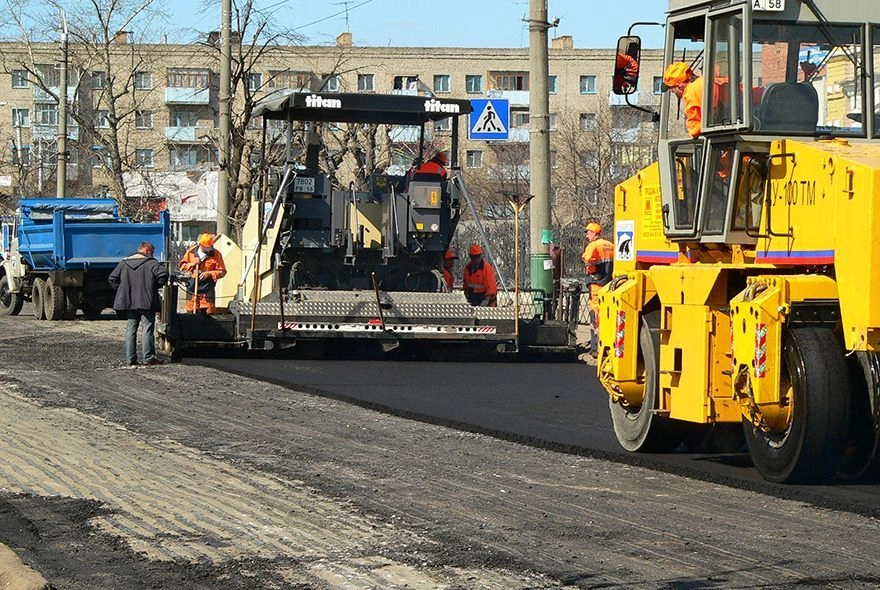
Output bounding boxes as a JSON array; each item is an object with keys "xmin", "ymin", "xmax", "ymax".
[{"xmin": 0, "ymin": 198, "xmax": 169, "ymax": 319}]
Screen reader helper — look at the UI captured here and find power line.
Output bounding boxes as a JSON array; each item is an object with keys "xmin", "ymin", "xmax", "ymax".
[{"xmin": 293, "ymin": 0, "xmax": 375, "ymax": 31}]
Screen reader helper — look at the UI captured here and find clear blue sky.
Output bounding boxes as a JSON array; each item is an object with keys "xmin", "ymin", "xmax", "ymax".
[{"xmin": 173, "ymin": 0, "xmax": 667, "ymax": 49}]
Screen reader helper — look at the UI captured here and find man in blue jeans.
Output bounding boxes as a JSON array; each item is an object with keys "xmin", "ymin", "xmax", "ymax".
[{"xmin": 109, "ymin": 241, "xmax": 169, "ymax": 366}]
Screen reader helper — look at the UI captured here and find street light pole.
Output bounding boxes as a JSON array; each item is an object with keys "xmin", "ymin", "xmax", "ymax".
[
  {"xmin": 528, "ymin": 0, "xmax": 552, "ymax": 308},
  {"xmin": 217, "ymin": 0, "xmax": 232, "ymax": 235},
  {"xmin": 56, "ymin": 8, "xmax": 68, "ymax": 199}
]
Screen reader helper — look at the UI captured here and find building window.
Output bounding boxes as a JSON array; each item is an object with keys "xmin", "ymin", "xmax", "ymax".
[
  {"xmin": 465, "ymin": 74, "xmax": 483, "ymax": 94},
  {"xmin": 10, "ymin": 145, "xmax": 30, "ymax": 165},
  {"xmin": 94, "ymin": 109, "xmax": 110, "ymax": 128},
  {"xmin": 548, "ymin": 112, "xmax": 557, "ymax": 130},
  {"xmin": 246, "ymin": 73, "xmax": 262, "ymax": 92},
  {"xmin": 135, "ymin": 110, "xmax": 153, "ymax": 129},
  {"xmin": 91, "ymin": 148, "xmax": 110, "ymax": 169},
  {"xmin": 135, "ymin": 148, "xmax": 153, "ymax": 168},
  {"xmin": 134, "ymin": 71, "xmax": 152, "ymax": 90},
  {"xmin": 268, "ymin": 69, "xmax": 312, "ymax": 90},
  {"xmin": 171, "ymin": 109, "xmax": 199, "ymax": 127},
  {"xmin": 393, "ymin": 75, "xmax": 419, "ymax": 91},
  {"xmin": 170, "ymin": 147, "xmax": 199, "ymax": 168},
  {"xmin": 490, "ymin": 71, "xmax": 529, "ymax": 91},
  {"xmin": 433, "ymin": 74, "xmax": 450, "ymax": 93},
  {"xmin": 466, "ymin": 149, "xmax": 483, "ymax": 168},
  {"xmin": 653, "ymin": 76, "xmax": 664, "ymax": 94},
  {"xmin": 579, "ymin": 112, "xmax": 597, "ymax": 131},
  {"xmin": 35, "ymin": 64, "xmax": 59, "ymax": 86},
  {"xmin": 11, "ymin": 69, "xmax": 28, "ymax": 88},
  {"xmin": 167, "ymin": 68, "xmax": 209, "ymax": 88},
  {"xmin": 322, "ymin": 75, "xmax": 340, "ymax": 92},
  {"xmin": 92, "ymin": 71, "xmax": 106, "ymax": 89},
  {"xmin": 12, "ymin": 108, "xmax": 29, "ymax": 127},
  {"xmin": 34, "ymin": 103, "xmax": 58, "ymax": 125},
  {"xmin": 550, "ymin": 150, "xmax": 558, "ymax": 168},
  {"xmin": 548, "ymin": 75, "xmax": 558, "ymax": 94},
  {"xmin": 579, "ymin": 75, "xmax": 597, "ymax": 94},
  {"xmin": 511, "ymin": 109, "xmax": 529, "ymax": 127},
  {"xmin": 357, "ymin": 73, "xmax": 374, "ymax": 92},
  {"xmin": 435, "ymin": 118, "xmax": 451, "ymax": 132}
]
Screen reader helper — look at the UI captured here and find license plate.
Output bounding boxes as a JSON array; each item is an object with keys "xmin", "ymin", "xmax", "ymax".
[
  {"xmin": 293, "ymin": 176, "xmax": 315, "ymax": 194},
  {"xmin": 753, "ymin": 0, "xmax": 784, "ymax": 11}
]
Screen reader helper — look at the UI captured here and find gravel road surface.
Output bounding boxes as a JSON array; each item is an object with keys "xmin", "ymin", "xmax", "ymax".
[{"xmin": 1, "ymin": 314, "xmax": 879, "ymax": 589}]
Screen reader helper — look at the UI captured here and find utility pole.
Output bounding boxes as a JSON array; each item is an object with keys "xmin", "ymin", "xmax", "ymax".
[
  {"xmin": 217, "ymin": 0, "xmax": 232, "ymax": 235},
  {"xmin": 56, "ymin": 9, "xmax": 68, "ymax": 199},
  {"xmin": 528, "ymin": 0, "xmax": 552, "ymax": 305}
]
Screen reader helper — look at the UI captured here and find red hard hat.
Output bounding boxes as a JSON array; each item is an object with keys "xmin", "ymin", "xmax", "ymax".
[
  {"xmin": 445, "ymin": 250, "xmax": 457, "ymax": 260},
  {"xmin": 469, "ymin": 244, "xmax": 482, "ymax": 256}
]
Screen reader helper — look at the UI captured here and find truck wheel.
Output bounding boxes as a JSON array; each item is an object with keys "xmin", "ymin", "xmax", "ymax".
[
  {"xmin": 0, "ymin": 274, "xmax": 24, "ymax": 316},
  {"xmin": 608, "ymin": 310, "xmax": 682, "ymax": 452},
  {"xmin": 744, "ymin": 327, "xmax": 850, "ymax": 484},
  {"xmin": 32, "ymin": 278, "xmax": 47, "ymax": 320},
  {"xmin": 44, "ymin": 278, "xmax": 66, "ymax": 321}
]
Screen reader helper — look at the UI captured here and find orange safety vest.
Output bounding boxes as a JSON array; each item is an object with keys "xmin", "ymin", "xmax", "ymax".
[
  {"xmin": 683, "ymin": 76, "xmax": 729, "ymax": 138},
  {"xmin": 581, "ymin": 238, "xmax": 614, "ymax": 286},
  {"xmin": 414, "ymin": 159, "xmax": 447, "ymax": 178},
  {"xmin": 178, "ymin": 246, "xmax": 227, "ymax": 313},
  {"xmin": 463, "ymin": 259, "xmax": 497, "ymax": 305}
]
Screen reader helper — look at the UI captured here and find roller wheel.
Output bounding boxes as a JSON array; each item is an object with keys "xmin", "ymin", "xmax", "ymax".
[
  {"xmin": 835, "ymin": 352, "xmax": 880, "ymax": 482},
  {"xmin": 0, "ymin": 274, "xmax": 23, "ymax": 316},
  {"xmin": 32, "ymin": 278, "xmax": 47, "ymax": 320},
  {"xmin": 44, "ymin": 278, "xmax": 66, "ymax": 321},
  {"xmin": 609, "ymin": 310, "xmax": 682, "ymax": 453},
  {"xmin": 744, "ymin": 327, "xmax": 850, "ymax": 484}
]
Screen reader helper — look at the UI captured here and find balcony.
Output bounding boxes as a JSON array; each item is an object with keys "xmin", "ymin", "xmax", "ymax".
[
  {"xmin": 487, "ymin": 89, "xmax": 529, "ymax": 107},
  {"xmin": 165, "ymin": 126, "xmax": 198, "ymax": 142},
  {"xmin": 32, "ymin": 123, "xmax": 79, "ymax": 141},
  {"xmin": 33, "ymin": 86, "xmax": 77, "ymax": 103},
  {"xmin": 507, "ymin": 127, "xmax": 530, "ymax": 142},
  {"xmin": 165, "ymin": 87, "xmax": 210, "ymax": 105}
]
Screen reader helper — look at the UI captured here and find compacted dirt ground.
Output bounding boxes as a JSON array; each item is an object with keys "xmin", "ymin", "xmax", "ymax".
[{"xmin": 0, "ymin": 313, "xmax": 879, "ymax": 589}]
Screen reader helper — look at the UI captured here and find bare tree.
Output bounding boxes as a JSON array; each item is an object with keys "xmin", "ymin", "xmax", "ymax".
[{"xmin": 0, "ymin": 0, "xmax": 170, "ymax": 215}]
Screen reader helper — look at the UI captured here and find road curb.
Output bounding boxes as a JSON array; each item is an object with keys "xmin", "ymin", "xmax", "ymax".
[{"xmin": 0, "ymin": 544, "xmax": 50, "ymax": 590}]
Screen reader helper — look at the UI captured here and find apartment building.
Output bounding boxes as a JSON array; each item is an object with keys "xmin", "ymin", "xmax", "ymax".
[{"xmin": 0, "ymin": 32, "xmax": 665, "ymax": 221}]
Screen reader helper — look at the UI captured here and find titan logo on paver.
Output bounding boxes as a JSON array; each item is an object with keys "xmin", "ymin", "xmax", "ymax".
[
  {"xmin": 424, "ymin": 99, "xmax": 460, "ymax": 114},
  {"xmin": 305, "ymin": 94, "xmax": 342, "ymax": 109}
]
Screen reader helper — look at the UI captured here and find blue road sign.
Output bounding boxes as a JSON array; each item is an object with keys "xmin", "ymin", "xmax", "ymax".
[{"xmin": 469, "ymin": 99, "xmax": 509, "ymax": 141}]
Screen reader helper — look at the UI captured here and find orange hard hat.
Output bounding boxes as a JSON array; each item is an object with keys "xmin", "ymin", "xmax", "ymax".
[
  {"xmin": 434, "ymin": 152, "xmax": 448, "ymax": 165},
  {"xmin": 585, "ymin": 222, "xmax": 602, "ymax": 234},
  {"xmin": 198, "ymin": 233, "xmax": 216, "ymax": 247},
  {"xmin": 663, "ymin": 62, "xmax": 693, "ymax": 89},
  {"xmin": 444, "ymin": 250, "xmax": 458, "ymax": 260},
  {"xmin": 469, "ymin": 243, "xmax": 482, "ymax": 256}
]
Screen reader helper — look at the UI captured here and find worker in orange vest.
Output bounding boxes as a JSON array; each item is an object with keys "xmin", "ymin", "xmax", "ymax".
[
  {"xmin": 463, "ymin": 244, "xmax": 497, "ymax": 307},
  {"xmin": 443, "ymin": 250, "xmax": 457, "ymax": 292},
  {"xmin": 178, "ymin": 233, "xmax": 227, "ymax": 314},
  {"xmin": 582, "ymin": 222, "xmax": 614, "ymax": 355},
  {"xmin": 414, "ymin": 151, "xmax": 448, "ymax": 179}
]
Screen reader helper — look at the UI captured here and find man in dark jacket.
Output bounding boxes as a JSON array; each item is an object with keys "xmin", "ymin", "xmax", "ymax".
[{"xmin": 109, "ymin": 241, "xmax": 169, "ymax": 366}]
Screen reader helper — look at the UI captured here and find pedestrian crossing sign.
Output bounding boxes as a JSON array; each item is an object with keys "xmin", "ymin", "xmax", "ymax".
[{"xmin": 468, "ymin": 99, "xmax": 509, "ymax": 141}]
